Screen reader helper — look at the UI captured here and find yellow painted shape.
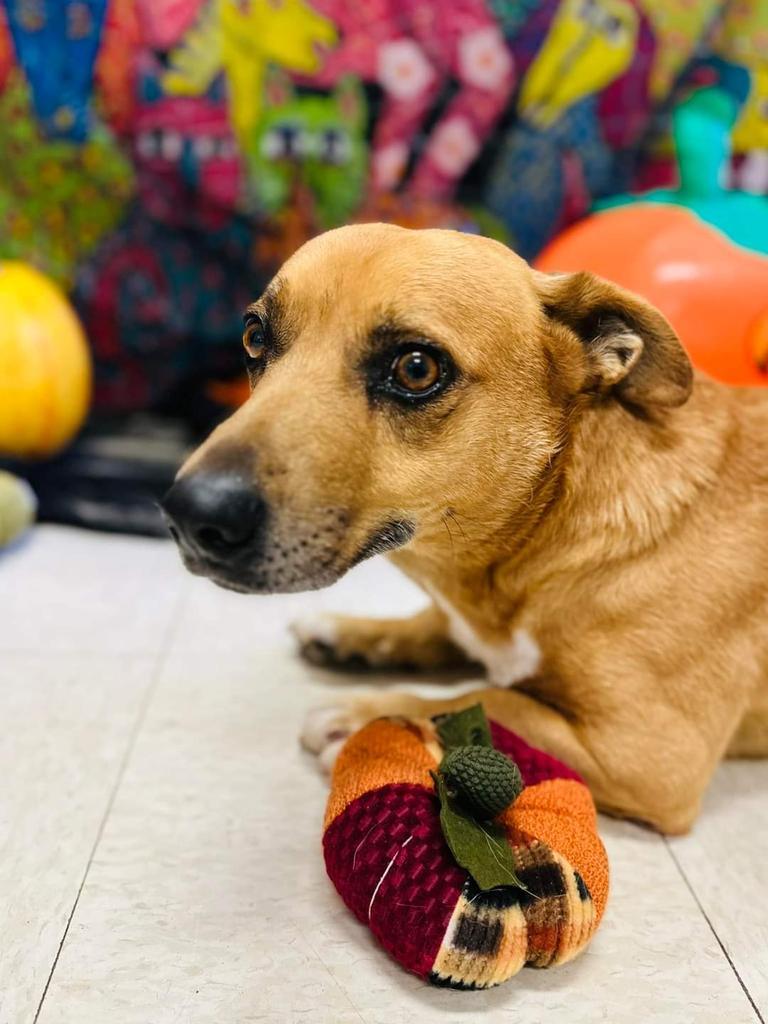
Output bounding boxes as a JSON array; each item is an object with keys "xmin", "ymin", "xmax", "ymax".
[
  {"xmin": 164, "ymin": 0, "xmax": 337, "ymax": 148},
  {"xmin": 0, "ymin": 262, "xmax": 91, "ymax": 458},
  {"xmin": 712, "ymin": 0, "xmax": 768, "ymax": 67},
  {"xmin": 162, "ymin": 1, "xmax": 222, "ymax": 97},
  {"xmin": 732, "ymin": 64, "xmax": 768, "ymax": 152},
  {"xmin": 639, "ymin": 0, "xmax": 721, "ymax": 99},
  {"xmin": 519, "ymin": 0, "xmax": 638, "ymax": 128}
]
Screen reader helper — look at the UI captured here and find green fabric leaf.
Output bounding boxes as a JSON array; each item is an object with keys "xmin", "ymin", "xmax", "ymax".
[
  {"xmin": 435, "ymin": 774, "xmax": 531, "ymax": 894},
  {"xmin": 434, "ymin": 703, "xmax": 493, "ymax": 751}
]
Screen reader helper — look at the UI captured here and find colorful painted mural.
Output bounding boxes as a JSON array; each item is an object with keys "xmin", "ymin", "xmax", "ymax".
[
  {"xmin": 0, "ymin": 0, "xmax": 765, "ymax": 413},
  {"xmin": 0, "ymin": 69, "xmax": 133, "ymax": 286}
]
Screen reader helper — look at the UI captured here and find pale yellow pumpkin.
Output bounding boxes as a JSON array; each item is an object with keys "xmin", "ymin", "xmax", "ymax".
[
  {"xmin": 0, "ymin": 470, "xmax": 36, "ymax": 547},
  {"xmin": 0, "ymin": 262, "xmax": 91, "ymax": 458}
]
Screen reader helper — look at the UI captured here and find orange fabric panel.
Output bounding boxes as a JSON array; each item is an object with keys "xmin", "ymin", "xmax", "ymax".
[
  {"xmin": 324, "ymin": 718, "xmax": 437, "ymax": 830},
  {"xmin": 503, "ymin": 778, "xmax": 609, "ymax": 921}
]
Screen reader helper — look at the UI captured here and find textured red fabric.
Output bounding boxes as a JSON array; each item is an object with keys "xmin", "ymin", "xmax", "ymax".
[
  {"xmin": 489, "ymin": 720, "xmax": 583, "ymax": 786},
  {"xmin": 323, "ymin": 782, "xmax": 466, "ymax": 978}
]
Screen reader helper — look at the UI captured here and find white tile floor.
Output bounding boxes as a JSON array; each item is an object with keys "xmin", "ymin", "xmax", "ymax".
[{"xmin": 1, "ymin": 525, "xmax": 766, "ymax": 1024}]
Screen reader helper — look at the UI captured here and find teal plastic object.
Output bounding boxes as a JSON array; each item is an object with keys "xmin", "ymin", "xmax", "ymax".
[{"xmin": 595, "ymin": 87, "xmax": 768, "ymax": 257}]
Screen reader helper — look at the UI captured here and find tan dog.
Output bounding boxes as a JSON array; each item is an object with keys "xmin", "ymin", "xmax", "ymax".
[{"xmin": 163, "ymin": 223, "xmax": 768, "ymax": 834}]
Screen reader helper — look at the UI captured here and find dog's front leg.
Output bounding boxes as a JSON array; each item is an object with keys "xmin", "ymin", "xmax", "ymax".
[
  {"xmin": 301, "ymin": 687, "xmax": 708, "ymax": 835},
  {"xmin": 291, "ymin": 603, "xmax": 472, "ymax": 673}
]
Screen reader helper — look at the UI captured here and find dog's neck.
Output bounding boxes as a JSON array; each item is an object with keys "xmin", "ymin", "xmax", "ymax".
[{"xmin": 391, "ymin": 377, "xmax": 734, "ymax": 634}]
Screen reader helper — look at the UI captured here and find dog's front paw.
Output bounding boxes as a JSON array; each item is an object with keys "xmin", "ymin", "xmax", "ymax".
[
  {"xmin": 300, "ymin": 704, "xmax": 359, "ymax": 773},
  {"xmin": 291, "ymin": 613, "xmax": 396, "ymax": 671},
  {"xmin": 292, "ymin": 613, "xmax": 352, "ymax": 668}
]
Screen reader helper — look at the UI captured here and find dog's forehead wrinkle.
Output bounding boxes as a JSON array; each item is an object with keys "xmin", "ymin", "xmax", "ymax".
[{"xmin": 366, "ymin": 305, "xmax": 448, "ymax": 341}]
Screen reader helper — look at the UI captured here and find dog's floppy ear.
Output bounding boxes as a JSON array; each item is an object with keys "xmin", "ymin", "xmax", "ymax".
[{"xmin": 534, "ymin": 270, "xmax": 693, "ymax": 410}]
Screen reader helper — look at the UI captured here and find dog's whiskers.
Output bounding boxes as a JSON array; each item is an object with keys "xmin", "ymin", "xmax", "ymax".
[
  {"xmin": 445, "ymin": 508, "xmax": 468, "ymax": 542},
  {"xmin": 441, "ymin": 511, "xmax": 456, "ymax": 556}
]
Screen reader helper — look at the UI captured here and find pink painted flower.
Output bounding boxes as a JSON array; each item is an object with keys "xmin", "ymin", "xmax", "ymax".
[
  {"xmin": 458, "ymin": 26, "xmax": 513, "ymax": 92},
  {"xmin": 377, "ymin": 38, "xmax": 435, "ymax": 101},
  {"xmin": 426, "ymin": 117, "xmax": 480, "ymax": 177},
  {"xmin": 373, "ymin": 141, "xmax": 409, "ymax": 189}
]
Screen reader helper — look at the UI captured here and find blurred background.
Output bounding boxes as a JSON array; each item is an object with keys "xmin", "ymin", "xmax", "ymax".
[{"xmin": 1, "ymin": 0, "xmax": 767, "ymax": 545}]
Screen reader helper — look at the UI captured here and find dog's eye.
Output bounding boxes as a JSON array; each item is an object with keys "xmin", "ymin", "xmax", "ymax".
[
  {"xmin": 243, "ymin": 315, "xmax": 268, "ymax": 365},
  {"xmin": 392, "ymin": 349, "xmax": 440, "ymax": 393},
  {"xmin": 365, "ymin": 337, "xmax": 454, "ymax": 407}
]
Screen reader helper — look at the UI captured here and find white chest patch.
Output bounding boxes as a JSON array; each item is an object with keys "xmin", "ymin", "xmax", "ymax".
[{"xmin": 429, "ymin": 590, "xmax": 542, "ymax": 688}]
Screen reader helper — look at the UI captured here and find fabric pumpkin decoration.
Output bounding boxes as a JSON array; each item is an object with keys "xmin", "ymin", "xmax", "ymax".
[{"xmin": 323, "ymin": 711, "xmax": 609, "ymax": 990}]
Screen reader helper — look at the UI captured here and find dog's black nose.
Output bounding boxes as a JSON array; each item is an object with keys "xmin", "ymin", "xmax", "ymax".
[{"xmin": 162, "ymin": 472, "xmax": 266, "ymax": 561}]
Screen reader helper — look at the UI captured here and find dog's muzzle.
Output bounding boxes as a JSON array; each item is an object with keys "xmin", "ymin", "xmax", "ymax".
[
  {"xmin": 161, "ymin": 472, "xmax": 266, "ymax": 579},
  {"xmin": 162, "ymin": 470, "xmax": 415, "ymax": 595}
]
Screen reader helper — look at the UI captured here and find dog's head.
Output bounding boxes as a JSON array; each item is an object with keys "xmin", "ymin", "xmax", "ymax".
[{"xmin": 163, "ymin": 224, "xmax": 692, "ymax": 593}]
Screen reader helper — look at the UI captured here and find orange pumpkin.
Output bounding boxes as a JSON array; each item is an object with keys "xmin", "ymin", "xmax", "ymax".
[
  {"xmin": 536, "ymin": 206, "xmax": 768, "ymax": 388},
  {"xmin": 0, "ymin": 262, "xmax": 91, "ymax": 458}
]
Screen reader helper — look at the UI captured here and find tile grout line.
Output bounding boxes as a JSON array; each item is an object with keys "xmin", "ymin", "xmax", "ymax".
[
  {"xmin": 664, "ymin": 837, "xmax": 766, "ymax": 1024},
  {"xmin": 32, "ymin": 583, "xmax": 191, "ymax": 1024}
]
